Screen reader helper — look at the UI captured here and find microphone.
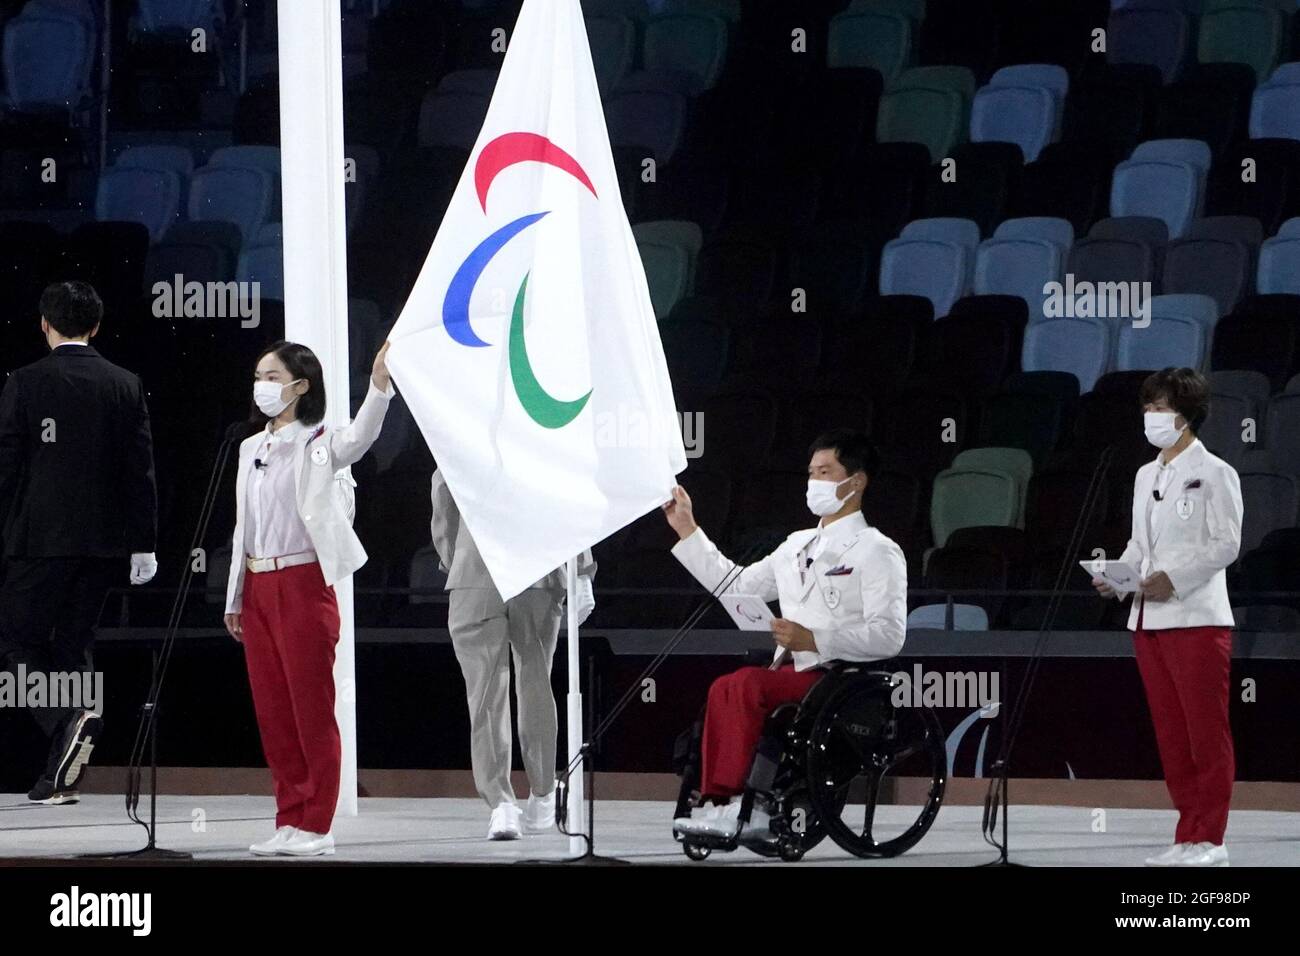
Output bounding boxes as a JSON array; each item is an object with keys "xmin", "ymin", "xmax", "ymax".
[
  {"xmin": 1152, "ymin": 488, "xmax": 1163, "ymax": 501},
  {"xmin": 253, "ymin": 459, "xmax": 267, "ymax": 470}
]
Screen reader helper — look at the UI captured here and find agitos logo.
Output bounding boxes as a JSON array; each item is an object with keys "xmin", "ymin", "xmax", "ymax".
[{"xmin": 444, "ymin": 132, "xmax": 597, "ymax": 429}]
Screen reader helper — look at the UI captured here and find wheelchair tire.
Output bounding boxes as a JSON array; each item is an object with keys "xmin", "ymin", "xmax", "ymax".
[
  {"xmin": 803, "ymin": 673, "xmax": 946, "ymax": 859},
  {"xmin": 683, "ymin": 842, "xmax": 711, "ymax": 862}
]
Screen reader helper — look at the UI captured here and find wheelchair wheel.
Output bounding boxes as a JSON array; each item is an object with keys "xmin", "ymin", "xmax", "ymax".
[
  {"xmin": 683, "ymin": 842, "xmax": 711, "ymax": 862},
  {"xmin": 804, "ymin": 674, "xmax": 946, "ymax": 858}
]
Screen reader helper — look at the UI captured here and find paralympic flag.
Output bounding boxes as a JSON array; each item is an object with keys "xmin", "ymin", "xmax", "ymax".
[{"xmin": 385, "ymin": 0, "xmax": 687, "ymax": 601}]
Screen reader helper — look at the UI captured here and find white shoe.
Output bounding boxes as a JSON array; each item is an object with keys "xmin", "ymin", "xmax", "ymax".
[
  {"xmin": 1144, "ymin": 842, "xmax": 1192, "ymax": 867},
  {"xmin": 279, "ymin": 829, "xmax": 335, "ymax": 856},
  {"xmin": 1177, "ymin": 842, "xmax": 1229, "ymax": 867},
  {"xmin": 488, "ymin": 803, "xmax": 523, "ymax": 840},
  {"xmin": 523, "ymin": 790, "xmax": 556, "ymax": 832},
  {"xmin": 250, "ymin": 826, "xmax": 298, "ymax": 856},
  {"xmin": 694, "ymin": 801, "xmax": 742, "ymax": 838},
  {"xmin": 673, "ymin": 803, "xmax": 723, "ymax": 835},
  {"xmin": 743, "ymin": 805, "xmax": 773, "ymax": 841}
]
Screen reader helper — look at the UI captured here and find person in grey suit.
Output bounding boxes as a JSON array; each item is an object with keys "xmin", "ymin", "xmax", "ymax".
[{"xmin": 430, "ymin": 469, "xmax": 595, "ymax": 840}]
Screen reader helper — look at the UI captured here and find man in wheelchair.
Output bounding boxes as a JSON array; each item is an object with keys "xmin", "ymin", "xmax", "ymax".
[{"xmin": 662, "ymin": 429, "xmax": 908, "ymax": 844}]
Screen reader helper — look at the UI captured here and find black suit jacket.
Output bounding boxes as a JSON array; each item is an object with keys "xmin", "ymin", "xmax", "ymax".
[{"xmin": 0, "ymin": 345, "xmax": 158, "ymax": 558}]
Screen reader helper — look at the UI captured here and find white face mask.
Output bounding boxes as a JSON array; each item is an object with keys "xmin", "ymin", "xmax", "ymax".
[
  {"xmin": 254, "ymin": 379, "xmax": 302, "ymax": 418},
  {"xmin": 1143, "ymin": 411, "xmax": 1185, "ymax": 449},
  {"xmin": 806, "ymin": 476, "xmax": 854, "ymax": 517}
]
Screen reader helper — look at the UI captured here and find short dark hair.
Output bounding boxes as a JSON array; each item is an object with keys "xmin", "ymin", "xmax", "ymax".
[
  {"xmin": 251, "ymin": 341, "xmax": 326, "ymax": 427},
  {"xmin": 1139, "ymin": 367, "xmax": 1210, "ymax": 433},
  {"xmin": 40, "ymin": 281, "xmax": 103, "ymax": 338},
  {"xmin": 808, "ymin": 428, "xmax": 879, "ymax": 479}
]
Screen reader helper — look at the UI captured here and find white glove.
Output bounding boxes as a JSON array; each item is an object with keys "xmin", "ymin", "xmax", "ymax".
[
  {"xmin": 130, "ymin": 552, "xmax": 158, "ymax": 585},
  {"xmin": 574, "ymin": 576, "xmax": 595, "ymax": 626}
]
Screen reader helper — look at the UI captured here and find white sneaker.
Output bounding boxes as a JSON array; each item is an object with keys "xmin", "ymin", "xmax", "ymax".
[
  {"xmin": 694, "ymin": 801, "xmax": 742, "ymax": 838},
  {"xmin": 1178, "ymin": 842, "xmax": 1229, "ymax": 867},
  {"xmin": 279, "ymin": 829, "xmax": 335, "ymax": 856},
  {"xmin": 1144, "ymin": 842, "xmax": 1192, "ymax": 867},
  {"xmin": 523, "ymin": 790, "xmax": 556, "ymax": 832},
  {"xmin": 488, "ymin": 802, "xmax": 523, "ymax": 840},
  {"xmin": 673, "ymin": 803, "xmax": 723, "ymax": 835},
  {"xmin": 744, "ymin": 804, "xmax": 773, "ymax": 841},
  {"xmin": 250, "ymin": 826, "xmax": 298, "ymax": 856}
]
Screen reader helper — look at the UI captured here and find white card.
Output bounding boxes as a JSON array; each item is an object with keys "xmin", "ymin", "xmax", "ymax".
[
  {"xmin": 1078, "ymin": 559, "xmax": 1142, "ymax": 595},
  {"xmin": 721, "ymin": 593, "xmax": 775, "ymax": 631}
]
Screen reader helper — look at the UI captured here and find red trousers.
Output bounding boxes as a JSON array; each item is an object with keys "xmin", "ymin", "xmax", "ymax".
[
  {"xmin": 1133, "ymin": 622, "xmax": 1235, "ymax": 845},
  {"xmin": 240, "ymin": 562, "xmax": 342, "ymax": 834},
  {"xmin": 700, "ymin": 665, "xmax": 822, "ymax": 799}
]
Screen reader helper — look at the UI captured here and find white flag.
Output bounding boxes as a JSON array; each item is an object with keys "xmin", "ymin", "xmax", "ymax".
[{"xmin": 386, "ymin": 0, "xmax": 686, "ymax": 601}]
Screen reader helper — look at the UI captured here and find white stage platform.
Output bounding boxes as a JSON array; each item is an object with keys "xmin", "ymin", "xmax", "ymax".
[{"xmin": 2, "ymin": 795, "xmax": 1297, "ymax": 866}]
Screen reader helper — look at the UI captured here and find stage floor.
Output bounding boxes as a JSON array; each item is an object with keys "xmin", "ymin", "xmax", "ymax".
[{"xmin": 1, "ymin": 795, "xmax": 1296, "ymax": 866}]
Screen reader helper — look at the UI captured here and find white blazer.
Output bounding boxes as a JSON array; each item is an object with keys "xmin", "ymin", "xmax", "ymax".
[
  {"xmin": 1117, "ymin": 439, "xmax": 1243, "ymax": 630},
  {"xmin": 225, "ymin": 381, "xmax": 395, "ymax": 614},
  {"xmin": 671, "ymin": 511, "xmax": 908, "ymax": 672}
]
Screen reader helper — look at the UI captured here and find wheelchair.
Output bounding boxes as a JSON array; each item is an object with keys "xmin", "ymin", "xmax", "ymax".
[{"xmin": 671, "ymin": 661, "xmax": 946, "ymax": 862}]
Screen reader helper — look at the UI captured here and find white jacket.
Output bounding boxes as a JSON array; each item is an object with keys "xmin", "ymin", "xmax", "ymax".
[
  {"xmin": 1117, "ymin": 439, "xmax": 1243, "ymax": 630},
  {"xmin": 671, "ymin": 511, "xmax": 908, "ymax": 672},
  {"xmin": 225, "ymin": 381, "xmax": 395, "ymax": 613}
]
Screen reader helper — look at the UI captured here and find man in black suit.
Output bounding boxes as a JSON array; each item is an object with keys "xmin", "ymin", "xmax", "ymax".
[{"xmin": 0, "ymin": 281, "xmax": 158, "ymax": 804}]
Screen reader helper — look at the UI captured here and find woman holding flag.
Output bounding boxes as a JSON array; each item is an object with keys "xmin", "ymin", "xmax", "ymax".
[{"xmin": 224, "ymin": 340, "xmax": 395, "ymax": 857}]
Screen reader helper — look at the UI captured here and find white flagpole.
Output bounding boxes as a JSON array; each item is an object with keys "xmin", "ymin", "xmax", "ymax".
[{"xmin": 565, "ymin": 557, "xmax": 585, "ymax": 854}]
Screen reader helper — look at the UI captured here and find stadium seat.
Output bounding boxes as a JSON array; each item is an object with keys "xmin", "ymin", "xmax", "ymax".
[
  {"xmin": 993, "ymin": 216, "xmax": 1075, "ymax": 254},
  {"xmin": 969, "ymin": 83, "xmax": 1055, "ymax": 163},
  {"xmin": 1197, "ymin": 2, "xmax": 1287, "ymax": 83},
  {"xmin": 95, "ymin": 166, "xmax": 182, "ymax": 242},
  {"xmin": 1258, "ymin": 216, "xmax": 1300, "ymax": 294},
  {"xmin": 931, "ymin": 462, "xmax": 1021, "ymax": 546},
  {"xmin": 876, "ymin": 82, "xmax": 967, "ymax": 163},
  {"xmin": 1211, "ymin": 293, "xmax": 1300, "ymax": 388},
  {"xmin": 1110, "ymin": 142, "xmax": 1210, "ymax": 238},
  {"xmin": 1250, "ymin": 63, "xmax": 1300, "ymax": 140},
  {"xmin": 638, "ymin": 13, "xmax": 730, "ymax": 94},
  {"xmin": 906, "ymin": 603, "xmax": 990, "ymax": 630},
  {"xmin": 1115, "ymin": 311, "xmax": 1206, "ymax": 371},
  {"xmin": 879, "ymin": 237, "xmax": 970, "ymax": 318},
  {"xmin": 1162, "ymin": 216, "xmax": 1263, "ymax": 314},
  {"xmin": 922, "ymin": 545, "xmax": 1009, "ymax": 621},
  {"xmin": 1107, "ymin": 0, "xmax": 1192, "ymax": 84},
  {"xmin": 1022, "ymin": 317, "xmax": 1111, "ymax": 393},
  {"xmin": 606, "ymin": 89, "xmax": 689, "ymax": 164},
  {"xmin": 974, "ymin": 236, "xmax": 1061, "ymax": 322},
  {"xmin": 188, "ymin": 165, "xmax": 275, "ymax": 243},
  {"xmin": 1264, "ymin": 391, "xmax": 1300, "ymax": 477},
  {"xmin": 1239, "ymin": 467, "xmax": 1300, "ymax": 555},
  {"xmin": 1, "ymin": 8, "xmax": 94, "ymax": 112},
  {"xmin": 827, "ymin": 9, "xmax": 913, "ymax": 84},
  {"xmin": 586, "ymin": 16, "xmax": 637, "ymax": 93}
]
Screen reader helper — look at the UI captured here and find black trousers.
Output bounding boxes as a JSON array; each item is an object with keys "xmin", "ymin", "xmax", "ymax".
[{"xmin": 0, "ymin": 556, "xmax": 121, "ymax": 746}]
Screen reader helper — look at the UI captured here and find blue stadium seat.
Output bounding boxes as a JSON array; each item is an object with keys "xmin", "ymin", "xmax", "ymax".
[
  {"xmin": 236, "ymin": 226, "xmax": 285, "ymax": 302},
  {"xmin": 974, "ymin": 236, "xmax": 1062, "ymax": 322},
  {"xmin": 1115, "ymin": 311, "xmax": 1206, "ymax": 371},
  {"xmin": 189, "ymin": 164, "xmax": 275, "ymax": 242},
  {"xmin": 1022, "ymin": 317, "xmax": 1111, "ymax": 392},
  {"xmin": 907, "ymin": 603, "xmax": 990, "ymax": 630},
  {"xmin": 993, "ymin": 216, "xmax": 1075, "ymax": 255},
  {"xmin": 2, "ymin": 10, "xmax": 94, "ymax": 112},
  {"xmin": 900, "ymin": 217, "xmax": 980, "ymax": 285},
  {"xmin": 1251, "ymin": 63, "xmax": 1300, "ymax": 140},
  {"xmin": 135, "ymin": 0, "xmax": 223, "ymax": 33},
  {"xmin": 95, "ymin": 166, "xmax": 182, "ymax": 242},
  {"xmin": 990, "ymin": 64, "xmax": 1069, "ymax": 133},
  {"xmin": 879, "ymin": 237, "xmax": 970, "ymax": 318},
  {"xmin": 970, "ymin": 83, "xmax": 1056, "ymax": 162},
  {"xmin": 1258, "ymin": 217, "xmax": 1300, "ymax": 294},
  {"xmin": 1109, "ymin": 154, "xmax": 1202, "ymax": 238},
  {"xmin": 116, "ymin": 145, "xmax": 195, "ymax": 178}
]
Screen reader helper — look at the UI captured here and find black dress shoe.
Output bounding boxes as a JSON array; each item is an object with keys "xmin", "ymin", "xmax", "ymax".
[
  {"xmin": 28, "ymin": 777, "xmax": 80, "ymax": 805},
  {"xmin": 52, "ymin": 710, "xmax": 103, "ymax": 791}
]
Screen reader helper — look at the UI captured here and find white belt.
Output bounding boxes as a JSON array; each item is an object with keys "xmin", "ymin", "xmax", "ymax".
[{"xmin": 245, "ymin": 550, "xmax": 317, "ymax": 574}]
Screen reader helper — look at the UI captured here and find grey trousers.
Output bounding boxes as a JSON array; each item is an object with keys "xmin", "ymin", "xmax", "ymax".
[{"xmin": 447, "ymin": 587, "xmax": 564, "ymax": 809}]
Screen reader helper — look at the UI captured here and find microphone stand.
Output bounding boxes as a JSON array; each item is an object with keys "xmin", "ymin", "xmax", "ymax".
[
  {"xmin": 82, "ymin": 422, "xmax": 246, "ymax": 859},
  {"xmin": 979, "ymin": 446, "xmax": 1114, "ymax": 867},
  {"xmin": 526, "ymin": 537, "xmax": 768, "ymax": 865}
]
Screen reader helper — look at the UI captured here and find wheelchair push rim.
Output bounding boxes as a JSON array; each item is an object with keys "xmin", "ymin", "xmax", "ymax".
[{"xmin": 804, "ymin": 674, "xmax": 946, "ymax": 858}]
